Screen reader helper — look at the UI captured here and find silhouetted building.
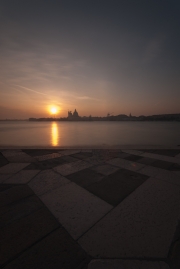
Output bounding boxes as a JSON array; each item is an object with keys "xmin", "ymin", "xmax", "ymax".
[{"xmin": 68, "ymin": 109, "xmax": 80, "ymax": 120}]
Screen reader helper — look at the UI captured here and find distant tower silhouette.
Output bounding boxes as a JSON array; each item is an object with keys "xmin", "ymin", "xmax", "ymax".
[{"xmin": 73, "ymin": 109, "xmax": 79, "ymax": 118}]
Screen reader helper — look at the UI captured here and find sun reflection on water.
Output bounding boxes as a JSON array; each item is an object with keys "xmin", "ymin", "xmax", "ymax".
[{"xmin": 51, "ymin": 122, "xmax": 59, "ymax": 146}]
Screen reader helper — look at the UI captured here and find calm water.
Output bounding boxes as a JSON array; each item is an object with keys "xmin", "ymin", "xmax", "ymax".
[{"xmin": 0, "ymin": 121, "xmax": 179, "ymax": 147}]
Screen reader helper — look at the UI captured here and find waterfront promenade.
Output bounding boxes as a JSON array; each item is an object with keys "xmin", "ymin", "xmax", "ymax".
[{"xmin": 0, "ymin": 148, "xmax": 180, "ymax": 268}]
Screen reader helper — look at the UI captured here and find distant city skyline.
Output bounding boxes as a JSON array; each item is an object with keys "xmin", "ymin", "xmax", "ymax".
[{"xmin": 0, "ymin": 1, "xmax": 180, "ymax": 119}]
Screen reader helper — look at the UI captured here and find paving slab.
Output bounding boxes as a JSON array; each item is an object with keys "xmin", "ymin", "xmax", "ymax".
[
  {"xmin": 4, "ymin": 170, "xmax": 40, "ymax": 184},
  {"xmin": 78, "ymin": 178, "xmax": 180, "ymax": 258},
  {"xmin": 0, "ymin": 174, "xmax": 12, "ymax": 183},
  {"xmin": 22, "ymin": 149, "xmax": 59, "ymax": 157},
  {"xmin": 88, "ymin": 259, "xmax": 170, "ymax": 269},
  {"xmin": 1, "ymin": 150, "xmax": 24, "ymax": 157},
  {"xmin": 0, "ymin": 184, "xmax": 34, "ymax": 207},
  {"xmin": 3, "ymin": 227, "xmax": 91, "ymax": 269},
  {"xmin": 107, "ymin": 158, "xmax": 145, "ymax": 171},
  {"xmin": 28, "ymin": 169, "xmax": 70, "ymax": 196},
  {"xmin": 139, "ymin": 166, "xmax": 180, "ymax": 186},
  {"xmin": 58, "ymin": 149, "xmax": 81, "ymax": 155},
  {"xmin": 34, "ymin": 153, "xmax": 62, "ymax": 161},
  {"xmin": 0, "ymin": 207, "xmax": 59, "ymax": 266},
  {"xmin": 0, "ymin": 152, "xmax": 9, "ymax": 167},
  {"xmin": 0, "ymin": 195, "xmax": 44, "ymax": 227},
  {"xmin": 0, "ymin": 163, "xmax": 30, "ymax": 174},
  {"xmin": 40, "ymin": 182, "xmax": 112, "ymax": 239},
  {"xmin": 137, "ymin": 157, "xmax": 156, "ymax": 165},
  {"xmin": 91, "ymin": 164, "xmax": 119, "ymax": 176},
  {"xmin": 53, "ymin": 160, "xmax": 93, "ymax": 176},
  {"xmin": 85, "ymin": 169, "xmax": 148, "ymax": 206},
  {"xmin": 142, "ymin": 152, "xmax": 180, "ymax": 164},
  {"xmin": 67, "ymin": 168, "xmax": 104, "ymax": 188},
  {"xmin": 122, "ymin": 150, "xmax": 144, "ymax": 156}
]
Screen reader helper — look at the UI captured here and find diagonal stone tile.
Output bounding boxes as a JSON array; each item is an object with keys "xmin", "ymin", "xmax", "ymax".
[
  {"xmin": 124, "ymin": 154, "xmax": 142, "ymax": 161},
  {"xmin": 91, "ymin": 164, "xmax": 119, "ymax": 176},
  {"xmin": 40, "ymin": 182, "xmax": 112, "ymax": 240},
  {"xmin": 53, "ymin": 160, "xmax": 93, "ymax": 176},
  {"xmin": 107, "ymin": 158, "xmax": 145, "ymax": 171},
  {"xmin": 0, "ymin": 184, "xmax": 34, "ymax": 207},
  {"xmin": 88, "ymin": 259, "xmax": 170, "ymax": 269},
  {"xmin": 1, "ymin": 150, "xmax": 24, "ymax": 158},
  {"xmin": 28, "ymin": 170, "xmax": 70, "ymax": 196},
  {"xmin": 139, "ymin": 166, "xmax": 180, "ymax": 186},
  {"xmin": 61, "ymin": 155, "xmax": 79, "ymax": 163},
  {"xmin": 137, "ymin": 157, "xmax": 156, "ymax": 165},
  {"xmin": 175, "ymin": 153, "xmax": 180, "ymax": 159},
  {"xmin": 4, "ymin": 170, "xmax": 40, "ymax": 184},
  {"xmin": 0, "ymin": 174, "xmax": 12, "ymax": 183},
  {"xmin": 3, "ymin": 227, "xmax": 91, "ymax": 269},
  {"xmin": 58, "ymin": 149, "xmax": 80, "ymax": 156},
  {"xmin": 0, "ymin": 195, "xmax": 44, "ymax": 227},
  {"xmin": 0, "ymin": 207, "xmax": 59, "ymax": 266},
  {"xmin": 122, "ymin": 150, "xmax": 144, "ymax": 156},
  {"xmin": 3, "ymin": 153, "xmax": 36, "ymax": 163},
  {"xmin": 85, "ymin": 169, "xmax": 148, "ymax": 206},
  {"xmin": 71, "ymin": 152, "xmax": 93, "ymax": 160},
  {"xmin": 24, "ymin": 157, "xmax": 67, "ymax": 170},
  {"xmin": 34, "ymin": 153, "xmax": 62, "ymax": 161},
  {"xmin": 0, "ymin": 163, "xmax": 30, "ymax": 174},
  {"xmin": 85, "ymin": 156, "xmax": 105, "ymax": 165},
  {"xmin": 22, "ymin": 149, "xmax": 59, "ymax": 157},
  {"xmin": 78, "ymin": 178, "xmax": 180, "ymax": 258},
  {"xmin": 142, "ymin": 152, "xmax": 180, "ymax": 164},
  {"xmin": 67, "ymin": 168, "xmax": 104, "ymax": 187},
  {"xmin": 0, "ymin": 153, "xmax": 9, "ymax": 167}
]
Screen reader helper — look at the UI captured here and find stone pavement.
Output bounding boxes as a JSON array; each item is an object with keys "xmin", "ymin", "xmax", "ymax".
[{"xmin": 0, "ymin": 148, "xmax": 180, "ymax": 268}]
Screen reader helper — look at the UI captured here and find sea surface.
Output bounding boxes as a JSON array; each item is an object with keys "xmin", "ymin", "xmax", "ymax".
[{"xmin": 0, "ymin": 121, "xmax": 179, "ymax": 147}]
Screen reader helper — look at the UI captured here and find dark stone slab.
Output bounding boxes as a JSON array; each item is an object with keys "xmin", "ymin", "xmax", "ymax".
[
  {"xmin": 23, "ymin": 157, "xmax": 67, "ymax": 170},
  {"xmin": 150, "ymin": 160, "xmax": 174, "ymax": 170},
  {"xmin": 22, "ymin": 149, "xmax": 59, "ymax": 157},
  {"xmin": 92, "ymin": 150, "xmax": 121, "ymax": 161},
  {"xmin": 0, "ymin": 184, "xmax": 14, "ymax": 192},
  {"xmin": 124, "ymin": 154, "xmax": 142, "ymax": 161},
  {"xmin": 0, "ymin": 152, "xmax": 9, "ymax": 167},
  {"xmin": 169, "ymin": 163, "xmax": 180, "ymax": 171},
  {"xmin": 71, "ymin": 152, "xmax": 93, "ymax": 160},
  {"xmin": 169, "ymin": 240, "xmax": 180, "ymax": 269},
  {"xmin": 0, "ymin": 207, "xmax": 59, "ymax": 266},
  {"xmin": 142, "ymin": 149, "xmax": 180, "ymax": 157},
  {"xmin": 0, "ymin": 184, "xmax": 34, "ymax": 207},
  {"xmin": 85, "ymin": 169, "xmax": 149, "ymax": 206},
  {"xmin": 67, "ymin": 168, "xmax": 104, "ymax": 188},
  {"xmin": 3, "ymin": 227, "xmax": 91, "ymax": 269},
  {"xmin": 137, "ymin": 157, "xmax": 156, "ymax": 165},
  {"xmin": 0, "ymin": 195, "xmax": 44, "ymax": 227}
]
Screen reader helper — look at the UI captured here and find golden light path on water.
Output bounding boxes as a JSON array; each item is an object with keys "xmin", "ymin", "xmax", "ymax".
[{"xmin": 51, "ymin": 122, "xmax": 59, "ymax": 146}]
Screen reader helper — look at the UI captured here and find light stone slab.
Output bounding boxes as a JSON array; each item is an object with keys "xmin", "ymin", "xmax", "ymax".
[
  {"xmin": 0, "ymin": 174, "xmax": 12, "ymax": 183},
  {"xmin": 88, "ymin": 259, "xmax": 170, "ymax": 269},
  {"xmin": 0, "ymin": 163, "xmax": 30, "ymax": 174},
  {"xmin": 40, "ymin": 182, "xmax": 112, "ymax": 239},
  {"xmin": 138, "ymin": 165, "xmax": 162, "ymax": 177},
  {"xmin": 4, "ymin": 170, "xmax": 40, "ymax": 184},
  {"xmin": 139, "ymin": 166, "xmax": 180, "ymax": 186},
  {"xmin": 91, "ymin": 164, "xmax": 119, "ymax": 176},
  {"xmin": 122, "ymin": 150, "xmax": 144, "ymax": 156},
  {"xmin": 53, "ymin": 160, "xmax": 92, "ymax": 176},
  {"xmin": 107, "ymin": 158, "xmax": 145, "ymax": 171},
  {"xmin": 2, "ymin": 151, "xmax": 35, "ymax": 163},
  {"xmin": 1, "ymin": 150, "xmax": 23, "ymax": 157},
  {"xmin": 28, "ymin": 169, "xmax": 70, "ymax": 196},
  {"xmin": 78, "ymin": 178, "xmax": 180, "ymax": 258},
  {"xmin": 34, "ymin": 153, "xmax": 62, "ymax": 161}
]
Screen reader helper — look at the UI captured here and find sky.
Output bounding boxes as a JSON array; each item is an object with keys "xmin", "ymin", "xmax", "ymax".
[{"xmin": 0, "ymin": 0, "xmax": 180, "ymax": 119}]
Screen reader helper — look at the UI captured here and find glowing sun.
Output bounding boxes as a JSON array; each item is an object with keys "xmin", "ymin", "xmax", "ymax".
[{"xmin": 50, "ymin": 106, "xmax": 58, "ymax": 115}]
